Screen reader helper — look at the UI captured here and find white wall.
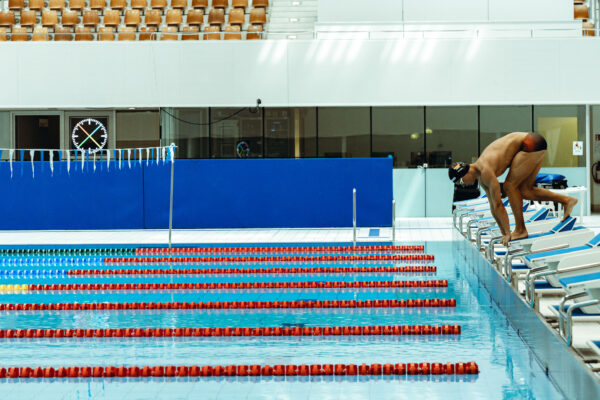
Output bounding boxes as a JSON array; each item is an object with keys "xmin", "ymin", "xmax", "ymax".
[
  {"xmin": 318, "ymin": 0, "xmax": 573, "ymax": 23},
  {"xmin": 2, "ymin": 38, "xmax": 600, "ymax": 109},
  {"xmin": 318, "ymin": 0, "xmax": 404, "ymax": 23}
]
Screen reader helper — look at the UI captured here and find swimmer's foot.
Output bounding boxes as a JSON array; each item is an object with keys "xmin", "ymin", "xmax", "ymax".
[
  {"xmin": 510, "ymin": 230, "xmax": 529, "ymax": 241},
  {"xmin": 562, "ymin": 197, "xmax": 578, "ymax": 221}
]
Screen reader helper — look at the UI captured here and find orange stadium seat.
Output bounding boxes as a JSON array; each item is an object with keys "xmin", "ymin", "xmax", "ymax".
[
  {"xmin": 41, "ymin": 10, "xmax": 59, "ymax": 28},
  {"xmin": 212, "ymin": 0, "xmax": 229, "ymax": 8},
  {"xmin": 19, "ymin": 10, "xmax": 37, "ymax": 27},
  {"xmin": 82, "ymin": 10, "xmax": 100, "ymax": 27},
  {"xmin": 166, "ymin": 9, "xmax": 183, "ymax": 26},
  {"xmin": 11, "ymin": 26, "xmax": 29, "ymax": 41},
  {"xmin": 8, "ymin": 0, "xmax": 25, "ymax": 11},
  {"xmin": 75, "ymin": 25, "xmax": 93, "ymax": 40},
  {"xmin": 232, "ymin": 0, "xmax": 248, "ymax": 10},
  {"xmin": 224, "ymin": 24, "xmax": 241, "ymax": 39},
  {"xmin": 139, "ymin": 25, "xmax": 156, "ymax": 40},
  {"xmin": 246, "ymin": 23, "xmax": 262, "ymax": 39},
  {"xmin": 29, "ymin": 0, "xmax": 45, "ymax": 12},
  {"xmin": 98, "ymin": 26, "xmax": 114, "ymax": 40},
  {"xmin": 160, "ymin": 25, "xmax": 178, "ymax": 40},
  {"xmin": 150, "ymin": 0, "xmax": 168, "ymax": 12},
  {"xmin": 171, "ymin": 0, "xmax": 188, "ymax": 10},
  {"xmin": 54, "ymin": 26, "xmax": 73, "ymax": 40},
  {"xmin": 208, "ymin": 8, "xmax": 225, "ymax": 26},
  {"xmin": 145, "ymin": 9, "xmax": 162, "ymax": 26},
  {"xmin": 228, "ymin": 8, "xmax": 244, "ymax": 25},
  {"xmin": 89, "ymin": 0, "xmax": 106, "ymax": 12},
  {"xmin": 124, "ymin": 9, "xmax": 142, "ymax": 26},
  {"xmin": 249, "ymin": 7, "xmax": 266, "ymax": 25},
  {"xmin": 130, "ymin": 0, "xmax": 148, "ymax": 12},
  {"xmin": 574, "ymin": 5, "xmax": 589, "ymax": 20},
  {"xmin": 204, "ymin": 24, "xmax": 220, "ymax": 39},
  {"xmin": 61, "ymin": 9, "xmax": 79, "ymax": 26},
  {"xmin": 191, "ymin": 0, "xmax": 208, "ymax": 10},
  {"xmin": 583, "ymin": 21, "xmax": 595, "ymax": 36},
  {"xmin": 181, "ymin": 25, "xmax": 199, "ymax": 40},
  {"xmin": 186, "ymin": 9, "xmax": 203, "ymax": 26},
  {"xmin": 0, "ymin": 27, "xmax": 7, "ymax": 41},
  {"xmin": 103, "ymin": 9, "xmax": 121, "ymax": 26},
  {"xmin": 69, "ymin": 0, "xmax": 87, "ymax": 13},
  {"xmin": 48, "ymin": 0, "xmax": 66, "ymax": 11},
  {"xmin": 32, "ymin": 26, "xmax": 49, "ymax": 40},
  {"xmin": 118, "ymin": 25, "xmax": 135, "ymax": 40},
  {"xmin": 0, "ymin": 11, "xmax": 15, "ymax": 27},
  {"xmin": 110, "ymin": 0, "xmax": 127, "ymax": 12},
  {"xmin": 252, "ymin": 0, "xmax": 268, "ymax": 7}
]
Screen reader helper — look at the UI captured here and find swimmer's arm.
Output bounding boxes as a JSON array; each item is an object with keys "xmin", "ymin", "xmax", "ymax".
[{"xmin": 482, "ymin": 171, "xmax": 510, "ymax": 237}]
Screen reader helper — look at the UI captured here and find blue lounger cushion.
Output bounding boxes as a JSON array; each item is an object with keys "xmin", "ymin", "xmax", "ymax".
[
  {"xmin": 552, "ymin": 305, "xmax": 600, "ymax": 316},
  {"xmin": 534, "ymin": 281, "xmax": 559, "ymax": 290},
  {"xmin": 559, "ymin": 272, "xmax": 600, "ymax": 288}
]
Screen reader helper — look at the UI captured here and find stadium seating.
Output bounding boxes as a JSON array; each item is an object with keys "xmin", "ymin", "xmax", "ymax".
[{"xmin": 0, "ymin": 0, "xmax": 269, "ymax": 41}]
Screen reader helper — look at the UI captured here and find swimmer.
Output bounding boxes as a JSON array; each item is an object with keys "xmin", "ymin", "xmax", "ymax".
[{"xmin": 448, "ymin": 132, "xmax": 578, "ymax": 246}]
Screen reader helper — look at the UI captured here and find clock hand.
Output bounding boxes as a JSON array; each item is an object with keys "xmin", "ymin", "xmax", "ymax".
[{"xmin": 77, "ymin": 124, "xmax": 103, "ymax": 148}]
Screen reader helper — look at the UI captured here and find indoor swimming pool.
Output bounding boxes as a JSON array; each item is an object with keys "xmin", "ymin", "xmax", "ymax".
[{"xmin": 0, "ymin": 242, "xmax": 562, "ymax": 399}]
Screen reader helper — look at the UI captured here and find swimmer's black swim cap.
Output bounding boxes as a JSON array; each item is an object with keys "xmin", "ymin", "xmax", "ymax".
[{"xmin": 448, "ymin": 162, "xmax": 470, "ymax": 183}]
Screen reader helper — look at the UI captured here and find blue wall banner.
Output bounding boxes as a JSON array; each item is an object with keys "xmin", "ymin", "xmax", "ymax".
[{"xmin": 0, "ymin": 158, "xmax": 392, "ymax": 230}]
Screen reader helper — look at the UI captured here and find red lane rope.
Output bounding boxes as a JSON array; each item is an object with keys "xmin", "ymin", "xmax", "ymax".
[
  {"xmin": 0, "ymin": 324, "xmax": 461, "ymax": 339},
  {"xmin": 107, "ymin": 254, "xmax": 435, "ymax": 265},
  {"xmin": 29, "ymin": 280, "xmax": 448, "ymax": 292},
  {"xmin": 0, "ymin": 298, "xmax": 457, "ymax": 311},
  {"xmin": 68, "ymin": 265, "xmax": 438, "ymax": 276},
  {"xmin": 0, "ymin": 361, "xmax": 478, "ymax": 378},
  {"xmin": 135, "ymin": 245, "xmax": 425, "ymax": 255}
]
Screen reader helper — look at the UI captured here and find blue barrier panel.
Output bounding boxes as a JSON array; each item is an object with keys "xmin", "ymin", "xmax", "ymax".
[
  {"xmin": 0, "ymin": 161, "xmax": 144, "ymax": 230},
  {"xmin": 143, "ymin": 158, "xmax": 392, "ymax": 229}
]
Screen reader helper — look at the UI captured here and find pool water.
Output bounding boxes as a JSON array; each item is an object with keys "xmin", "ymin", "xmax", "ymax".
[{"xmin": 0, "ymin": 242, "xmax": 563, "ymax": 399}]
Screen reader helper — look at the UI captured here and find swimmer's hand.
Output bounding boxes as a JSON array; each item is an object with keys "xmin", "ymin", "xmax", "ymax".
[{"xmin": 501, "ymin": 234, "xmax": 511, "ymax": 247}]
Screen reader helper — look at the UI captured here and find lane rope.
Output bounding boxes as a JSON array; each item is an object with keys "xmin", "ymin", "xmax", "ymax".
[
  {"xmin": 0, "ymin": 298, "xmax": 458, "ymax": 311},
  {"xmin": 0, "ymin": 324, "xmax": 462, "ymax": 338},
  {"xmin": 0, "ymin": 361, "xmax": 478, "ymax": 378}
]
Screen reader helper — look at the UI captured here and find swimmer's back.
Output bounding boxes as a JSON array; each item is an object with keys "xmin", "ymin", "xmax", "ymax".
[{"xmin": 478, "ymin": 132, "xmax": 529, "ymax": 177}]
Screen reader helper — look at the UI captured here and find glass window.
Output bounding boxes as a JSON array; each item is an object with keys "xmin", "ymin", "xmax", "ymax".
[
  {"xmin": 317, "ymin": 107, "xmax": 370, "ymax": 158},
  {"xmin": 479, "ymin": 106, "xmax": 532, "ymax": 153},
  {"xmin": 211, "ymin": 108, "xmax": 263, "ymax": 158},
  {"xmin": 425, "ymin": 106, "xmax": 478, "ymax": 168},
  {"xmin": 0, "ymin": 112, "xmax": 10, "ymax": 160},
  {"xmin": 265, "ymin": 108, "xmax": 317, "ymax": 158},
  {"xmin": 160, "ymin": 108, "xmax": 208, "ymax": 159},
  {"xmin": 534, "ymin": 105, "xmax": 586, "ymax": 167},
  {"xmin": 372, "ymin": 107, "xmax": 424, "ymax": 168}
]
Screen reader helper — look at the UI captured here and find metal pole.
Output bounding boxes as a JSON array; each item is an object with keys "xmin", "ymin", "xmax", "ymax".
[
  {"xmin": 392, "ymin": 200, "xmax": 396, "ymax": 243},
  {"xmin": 353, "ymin": 188, "xmax": 357, "ymax": 247},
  {"xmin": 168, "ymin": 149, "xmax": 175, "ymax": 249}
]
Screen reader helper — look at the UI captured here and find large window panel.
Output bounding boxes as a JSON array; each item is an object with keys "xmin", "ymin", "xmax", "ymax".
[
  {"xmin": 265, "ymin": 108, "xmax": 317, "ymax": 158},
  {"xmin": 372, "ymin": 107, "xmax": 424, "ymax": 168},
  {"xmin": 211, "ymin": 108, "xmax": 263, "ymax": 158},
  {"xmin": 534, "ymin": 105, "xmax": 586, "ymax": 167},
  {"xmin": 160, "ymin": 108, "xmax": 209, "ymax": 159},
  {"xmin": 317, "ymin": 107, "xmax": 370, "ymax": 158},
  {"xmin": 425, "ymin": 106, "xmax": 478, "ymax": 168},
  {"xmin": 479, "ymin": 106, "xmax": 532, "ymax": 153}
]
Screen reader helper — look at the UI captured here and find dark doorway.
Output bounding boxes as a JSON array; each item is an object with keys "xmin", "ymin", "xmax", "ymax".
[{"xmin": 15, "ymin": 115, "xmax": 60, "ymax": 161}]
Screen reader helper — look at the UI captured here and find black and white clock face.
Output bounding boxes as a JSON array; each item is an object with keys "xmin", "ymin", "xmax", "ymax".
[{"xmin": 71, "ymin": 118, "xmax": 108, "ymax": 153}]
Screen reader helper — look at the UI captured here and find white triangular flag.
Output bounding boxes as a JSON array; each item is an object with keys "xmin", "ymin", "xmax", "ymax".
[
  {"xmin": 161, "ymin": 147, "xmax": 166, "ymax": 164},
  {"xmin": 81, "ymin": 150, "xmax": 85, "ymax": 171},
  {"xmin": 67, "ymin": 150, "xmax": 71, "ymax": 174},
  {"xmin": 156, "ymin": 147, "xmax": 160, "ymax": 165},
  {"xmin": 146, "ymin": 148, "xmax": 150, "ymax": 166},
  {"xmin": 127, "ymin": 149, "xmax": 131, "ymax": 169},
  {"xmin": 107, "ymin": 149, "xmax": 111, "ymax": 171},
  {"xmin": 118, "ymin": 150, "xmax": 122, "ymax": 169},
  {"xmin": 138, "ymin": 148, "xmax": 142, "ymax": 166},
  {"xmin": 30, "ymin": 150, "xmax": 35, "ymax": 178},
  {"xmin": 93, "ymin": 152, "xmax": 96, "ymax": 172},
  {"xmin": 9, "ymin": 149, "xmax": 14, "ymax": 178},
  {"xmin": 169, "ymin": 144, "xmax": 175, "ymax": 163},
  {"xmin": 49, "ymin": 150, "xmax": 54, "ymax": 176}
]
